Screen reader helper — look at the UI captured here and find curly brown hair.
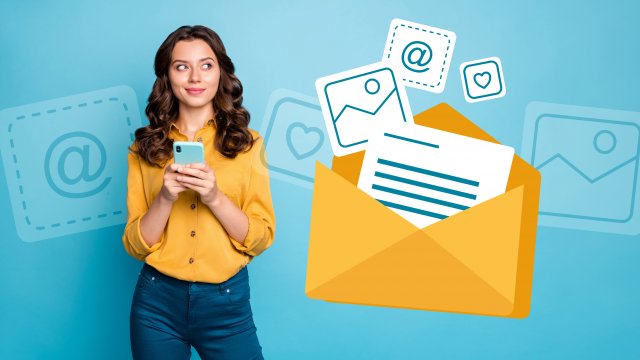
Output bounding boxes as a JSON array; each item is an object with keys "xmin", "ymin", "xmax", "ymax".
[{"xmin": 133, "ymin": 25, "xmax": 254, "ymax": 166}]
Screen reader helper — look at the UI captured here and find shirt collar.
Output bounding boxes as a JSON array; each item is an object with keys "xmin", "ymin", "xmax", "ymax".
[
  {"xmin": 169, "ymin": 119, "xmax": 216, "ymax": 142},
  {"xmin": 169, "ymin": 119, "xmax": 216, "ymax": 132}
]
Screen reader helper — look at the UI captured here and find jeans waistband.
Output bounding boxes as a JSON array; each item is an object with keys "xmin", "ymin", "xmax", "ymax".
[{"xmin": 141, "ymin": 263, "xmax": 248, "ymax": 292}]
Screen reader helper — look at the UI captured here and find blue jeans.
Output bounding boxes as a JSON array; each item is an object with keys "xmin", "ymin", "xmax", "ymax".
[{"xmin": 130, "ymin": 264, "xmax": 263, "ymax": 360}]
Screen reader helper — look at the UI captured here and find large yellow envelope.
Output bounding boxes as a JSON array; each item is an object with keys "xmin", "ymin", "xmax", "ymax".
[{"xmin": 305, "ymin": 103, "xmax": 541, "ymax": 318}]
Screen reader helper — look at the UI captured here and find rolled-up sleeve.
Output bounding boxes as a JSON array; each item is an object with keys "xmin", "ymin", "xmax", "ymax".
[
  {"xmin": 122, "ymin": 150, "xmax": 162, "ymax": 261},
  {"xmin": 231, "ymin": 138, "xmax": 276, "ymax": 257}
]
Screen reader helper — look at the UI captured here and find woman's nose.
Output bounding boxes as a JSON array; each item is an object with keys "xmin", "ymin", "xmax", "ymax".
[{"xmin": 189, "ymin": 68, "xmax": 201, "ymax": 82}]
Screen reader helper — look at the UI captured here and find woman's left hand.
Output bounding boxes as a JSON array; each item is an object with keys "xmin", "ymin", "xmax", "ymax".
[{"xmin": 175, "ymin": 163, "xmax": 220, "ymax": 205}]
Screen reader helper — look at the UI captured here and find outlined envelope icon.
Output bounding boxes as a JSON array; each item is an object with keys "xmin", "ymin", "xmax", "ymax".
[{"xmin": 305, "ymin": 103, "xmax": 541, "ymax": 318}]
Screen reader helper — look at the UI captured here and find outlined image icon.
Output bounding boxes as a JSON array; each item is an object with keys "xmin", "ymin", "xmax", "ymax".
[
  {"xmin": 260, "ymin": 89, "xmax": 333, "ymax": 189},
  {"xmin": 0, "ymin": 86, "xmax": 142, "ymax": 242},
  {"xmin": 460, "ymin": 57, "xmax": 506, "ymax": 103},
  {"xmin": 382, "ymin": 18, "xmax": 457, "ymax": 93},
  {"xmin": 521, "ymin": 102, "xmax": 640, "ymax": 235},
  {"xmin": 315, "ymin": 62, "xmax": 413, "ymax": 156}
]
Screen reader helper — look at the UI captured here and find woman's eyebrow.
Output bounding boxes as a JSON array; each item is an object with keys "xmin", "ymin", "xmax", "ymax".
[{"xmin": 171, "ymin": 57, "xmax": 215, "ymax": 64}]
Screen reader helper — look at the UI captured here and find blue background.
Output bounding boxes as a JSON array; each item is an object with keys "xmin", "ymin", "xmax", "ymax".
[{"xmin": 1, "ymin": 0, "xmax": 638, "ymax": 359}]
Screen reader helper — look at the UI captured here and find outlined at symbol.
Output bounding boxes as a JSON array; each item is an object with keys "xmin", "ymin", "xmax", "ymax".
[
  {"xmin": 44, "ymin": 131, "xmax": 111, "ymax": 198},
  {"xmin": 402, "ymin": 41, "xmax": 433, "ymax": 73}
]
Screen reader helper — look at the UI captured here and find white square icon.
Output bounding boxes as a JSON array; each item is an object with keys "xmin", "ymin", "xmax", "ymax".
[
  {"xmin": 315, "ymin": 62, "xmax": 413, "ymax": 156},
  {"xmin": 382, "ymin": 18, "xmax": 457, "ymax": 93},
  {"xmin": 460, "ymin": 57, "xmax": 507, "ymax": 103}
]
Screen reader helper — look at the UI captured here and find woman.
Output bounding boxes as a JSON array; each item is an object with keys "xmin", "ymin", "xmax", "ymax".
[{"xmin": 122, "ymin": 25, "xmax": 275, "ymax": 360}]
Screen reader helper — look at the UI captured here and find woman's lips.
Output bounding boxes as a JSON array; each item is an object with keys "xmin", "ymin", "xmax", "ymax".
[{"xmin": 186, "ymin": 88, "xmax": 205, "ymax": 95}]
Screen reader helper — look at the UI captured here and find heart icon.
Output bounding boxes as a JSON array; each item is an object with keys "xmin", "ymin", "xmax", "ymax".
[
  {"xmin": 473, "ymin": 72, "xmax": 492, "ymax": 89},
  {"xmin": 286, "ymin": 122, "xmax": 324, "ymax": 160}
]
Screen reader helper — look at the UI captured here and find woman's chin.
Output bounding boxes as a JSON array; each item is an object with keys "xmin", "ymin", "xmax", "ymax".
[{"xmin": 179, "ymin": 99, "xmax": 214, "ymax": 110}]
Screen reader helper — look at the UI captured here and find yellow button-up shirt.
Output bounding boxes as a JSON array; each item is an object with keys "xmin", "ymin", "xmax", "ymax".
[{"xmin": 122, "ymin": 122, "xmax": 275, "ymax": 283}]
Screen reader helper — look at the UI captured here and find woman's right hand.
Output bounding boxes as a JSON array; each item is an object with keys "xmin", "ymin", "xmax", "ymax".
[{"xmin": 160, "ymin": 164, "xmax": 188, "ymax": 202}]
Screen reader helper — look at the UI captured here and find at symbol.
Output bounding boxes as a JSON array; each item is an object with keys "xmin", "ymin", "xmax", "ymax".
[
  {"xmin": 401, "ymin": 41, "xmax": 433, "ymax": 73},
  {"xmin": 44, "ymin": 131, "xmax": 111, "ymax": 198}
]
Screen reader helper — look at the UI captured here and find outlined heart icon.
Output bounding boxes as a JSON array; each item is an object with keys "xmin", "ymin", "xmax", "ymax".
[
  {"xmin": 286, "ymin": 122, "xmax": 324, "ymax": 160},
  {"xmin": 473, "ymin": 72, "xmax": 492, "ymax": 89}
]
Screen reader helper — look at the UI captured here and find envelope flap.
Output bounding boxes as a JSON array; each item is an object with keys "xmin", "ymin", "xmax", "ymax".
[{"xmin": 413, "ymin": 102, "xmax": 499, "ymax": 142}]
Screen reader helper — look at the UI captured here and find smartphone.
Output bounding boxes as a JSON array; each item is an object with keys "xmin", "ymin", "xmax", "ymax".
[{"xmin": 173, "ymin": 141, "xmax": 205, "ymax": 164}]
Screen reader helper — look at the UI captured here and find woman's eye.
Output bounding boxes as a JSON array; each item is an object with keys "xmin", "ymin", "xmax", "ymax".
[
  {"xmin": 176, "ymin": 64, "xmax": 187, "ymax": 71},
  {"xmin": 202, "ymin": 63, "xmax": 213, "ymax": 70}
]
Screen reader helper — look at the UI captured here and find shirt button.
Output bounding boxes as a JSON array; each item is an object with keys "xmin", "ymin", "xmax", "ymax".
[
  {"xmin": 190, "ymin": 230, "xmax": 196, "ymax": 237},
  {"xmin": 197, "ymin": 137, "xmax": 203, "ymax": 142},
  {"xmin": 190, "ymin": 203, "xmax": 196, "ymax": 210},
  {"xmin": 189, "ymin": 257, "xmax": 194, "ymax": 264}
]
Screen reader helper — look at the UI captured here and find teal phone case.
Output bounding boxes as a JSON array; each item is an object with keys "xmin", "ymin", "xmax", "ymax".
[{"xmin": 173, "ymin": 141, "xmax": 205, "ymax": 164}]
